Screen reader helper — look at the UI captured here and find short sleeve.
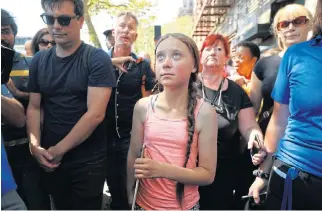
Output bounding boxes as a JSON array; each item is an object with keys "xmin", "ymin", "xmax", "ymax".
[
  {"xmin": 143, "ymin": 61, "xmax": 155, "ymax": 91},
  {"xmin": 27, "ymin": 52, "xmax": 41, "ymax": 93},
  {"xmin": 88, "ymin": 49, "xmax": 116, "ymax": 88},
  {"xmin": 253, "ymin": 58, "xmax": 265, "ymax": 81},
  {"xmin": 271, "ymin": 51, "xmax": 291, "ymax": 104}
]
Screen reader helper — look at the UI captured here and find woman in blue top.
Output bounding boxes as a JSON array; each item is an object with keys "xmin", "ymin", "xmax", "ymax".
[{"xmin": 249, "ymin": 1, "xmax": 322, "ymax": 210}]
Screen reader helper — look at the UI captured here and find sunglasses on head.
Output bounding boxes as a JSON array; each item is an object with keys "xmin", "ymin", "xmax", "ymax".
[
  {"xmin": 39, "ymin": 39, "xmax": 56, "ymax": 46},
  {"xmin": 40, "ymin": 14, "xmax": 78, "ymax": 26},
  {"xmin": 277, "ymin": 16, "xmax": 308, "ymax": 30}
]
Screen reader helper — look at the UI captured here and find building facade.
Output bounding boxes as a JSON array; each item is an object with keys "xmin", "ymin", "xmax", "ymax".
[{"xmin": 192, "ymin": 0, "xmax": 318, "ymax": 51}]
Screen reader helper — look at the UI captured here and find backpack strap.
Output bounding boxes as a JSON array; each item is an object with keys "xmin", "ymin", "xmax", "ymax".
[
  {"xmin": 38, "ymin": 48, "xmax": 53, "ymax": 72},
  {"xmin": 82, "ymin": 44, "xmax": 95, "ymax": 73}
]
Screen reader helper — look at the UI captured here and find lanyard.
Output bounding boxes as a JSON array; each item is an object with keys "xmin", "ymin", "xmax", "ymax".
[{"xmin": 202, "ymin": 77, "xmax": 225, "ymax": 107}]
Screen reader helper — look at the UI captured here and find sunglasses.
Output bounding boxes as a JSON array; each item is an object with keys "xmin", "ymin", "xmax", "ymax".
[
  {"xmin": 39, "ymin": 39, "xmax": 56, "ymax": 46},
  {"xmin": 277, "ymin": 16, "xmax": 308, "ymax": 30},
  {"xmin": 40, "ymin": 14, "xmax": 78, "ymax": 26}
]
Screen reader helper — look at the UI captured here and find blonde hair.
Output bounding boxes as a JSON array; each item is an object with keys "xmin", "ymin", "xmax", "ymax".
[{"xmin": 272, "ymin": 4, "xmax": 313, "ymax": 50}]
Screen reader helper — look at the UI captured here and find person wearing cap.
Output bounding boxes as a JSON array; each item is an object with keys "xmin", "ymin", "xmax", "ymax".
[
  {"xmin": 103, "ymin": 29, "xmax": 115, "ymax": 50},
  {"xmin": 1, "ymin": 8, "xmax": 50, "ymax": 210}
]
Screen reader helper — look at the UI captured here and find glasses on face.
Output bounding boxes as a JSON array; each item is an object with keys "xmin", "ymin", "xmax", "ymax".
[
  {"xmin": 1, "ymin": 28, "xmax": 13, "ymax": 36},
  {"xmin": 40, "ymin": 14, "xmax": 78, "ymax": 26},
  {"xmin": 277, "ymin": 16, "xmax": 308, "ymax": 30},
  {"xmin": 39, "ymin": 39, "xmax": 56, "ymax": 46}
]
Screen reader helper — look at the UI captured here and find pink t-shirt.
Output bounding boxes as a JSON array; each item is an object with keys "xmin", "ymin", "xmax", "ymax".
[{"xmin": 136, "ymin": 95, "xmax": 204, "ymax": 210}]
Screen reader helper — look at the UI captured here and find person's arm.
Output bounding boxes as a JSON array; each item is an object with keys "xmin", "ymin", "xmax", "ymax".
[
  {"xmin": 249, "ymin": 72, "xmax": 263, "ymax": 115},
  {"xmin": 248, "ymin": 102, "xmax": 290, "ymax": 203},
  {"xmin": 111, "ymin": 56, "xmax": 136, "ymax": 72},
  {"xmin": 6, "ymin": 78, "xmax": 29, "ymax": 99},
  {"xmin": 127, "ymin": 98, "xmax": 148, "ymax": 205},
  {"xmin": 249, "ymin": 48, "xmax": 292, "ymax": 203},
  {"xmin": 259, "ymin": 102, "xmax": 290, "ymax": 173},
  {"xmin": 134, "ymin": 102, "xmax": 218, "ymax": 185},
  {"xmin": 238, "ymin": 107, "xmax": 263, "ymax": 143},
  {"xmin": 51, "ymin": 87, "xmax": 112, "ymax": 157},
  {"xmin": 27, "ymin": 93, "xmax": 42, "ymax": 147},
  {"xmin": 1, "ymin": 95, "xmax": 25, "ymax": 127},
  {"xmin": 27, "ymin": 92, "xmax": 57, "ymax": 169}
]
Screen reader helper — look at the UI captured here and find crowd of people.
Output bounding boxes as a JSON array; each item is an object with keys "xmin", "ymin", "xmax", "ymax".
[{"xmin": 1, "ymin": 0, "xmax": 321, "ymax": 210}]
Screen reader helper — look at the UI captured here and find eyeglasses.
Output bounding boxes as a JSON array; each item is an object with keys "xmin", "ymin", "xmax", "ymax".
[
  {"xmin": 39, "ymin": 39, "xmax": 56, "ymax": 46},
  {"xmin": 1, "ymin": 28, "xmax": 13, "ymax": 36},
  {"xmin": 277, "ymin": 16, "xmax": 308, "ymax": 30},
  {"xmin": 40, "ymin": 14, "xmax": 78, "ymax": 26}
]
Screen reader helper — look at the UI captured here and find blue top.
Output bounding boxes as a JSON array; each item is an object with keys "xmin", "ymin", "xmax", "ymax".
[
  {"xmin": 1, "ymin": 85, "xmax": 17, "ymax": 196},
  {"xmin": 271, "ymin": 35, "xmax": 322, "ymax": 178}
]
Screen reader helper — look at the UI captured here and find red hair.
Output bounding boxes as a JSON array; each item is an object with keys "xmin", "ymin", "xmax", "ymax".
[{"xmin": 199, "ymin": 34, "xmax": 230, "ymax": 74}]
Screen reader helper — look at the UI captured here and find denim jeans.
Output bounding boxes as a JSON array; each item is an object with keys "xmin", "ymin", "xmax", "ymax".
[{"xmin": 42, "ymin": 158, "xmax": 107, "ymax": 210}]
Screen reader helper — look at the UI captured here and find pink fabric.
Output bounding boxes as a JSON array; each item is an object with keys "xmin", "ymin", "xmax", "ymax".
[{"xmin": 136, "ymin": 96, "xmax": 203, "ymax": 210}]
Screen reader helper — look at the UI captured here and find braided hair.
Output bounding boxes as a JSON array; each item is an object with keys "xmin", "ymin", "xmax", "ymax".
[{"xmin": 154, "ymin": 33, "xmax": 199, "ymax": 206}]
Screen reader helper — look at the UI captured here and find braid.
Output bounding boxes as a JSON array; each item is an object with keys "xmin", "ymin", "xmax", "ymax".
[
  {"xmin": 151, "ymin": 81, "xmax": 163, "ymax": 94},
  {"xmin": 176, "ymin": 76, "xmax": 198, "ymax": 206}
]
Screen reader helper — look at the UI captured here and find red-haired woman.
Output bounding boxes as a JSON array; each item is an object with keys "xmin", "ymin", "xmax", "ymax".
[{"xmin": 196, "ymin": 34, "xmax": 266, "ymax": 210}]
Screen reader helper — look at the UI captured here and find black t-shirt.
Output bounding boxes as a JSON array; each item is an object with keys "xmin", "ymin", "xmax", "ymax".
[
  {"xmin": 106, "ymin": 49, "xmax": 155, "ymax": 139},
  {"xmin": 253, "ymin": 55, "xmax": 282, "ymax": 132},
  {"xmin": 197, "ymin": 79, "xmax": 252, "ymax": 170},
  {"xmin": 28, "ymin": 43, "xmax": 116, "ymax": 165}
]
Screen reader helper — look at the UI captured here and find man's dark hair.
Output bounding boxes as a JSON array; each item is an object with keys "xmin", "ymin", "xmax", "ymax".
[
  {"xmin": 103, "ymin": 29, "xmax": 113, "ymax": 37},
  {"xmin": 1, "ymin": 9, "xmax": 18, "ymax": 36},
  {"xmin": 236, "ymin": 41, "xmax": 261, "ymax": 61},
  {"xmin": 41, "ymin": 0, "xmax": 84, "ymax": 16}
]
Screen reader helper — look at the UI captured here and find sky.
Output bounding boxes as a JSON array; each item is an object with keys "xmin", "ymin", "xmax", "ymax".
[{"xmin": 1, "ymin": 0, "xmax": 182, "ymax": 49}]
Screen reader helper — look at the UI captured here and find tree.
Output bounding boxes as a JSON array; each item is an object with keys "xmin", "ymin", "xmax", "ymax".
[
  {"xmin": 162, "ymin": 15, "xmax": 193, "ymax": 37},
  {"xmin": 83, "ymin": 0, "xmax": 157, "ymax": 48}
]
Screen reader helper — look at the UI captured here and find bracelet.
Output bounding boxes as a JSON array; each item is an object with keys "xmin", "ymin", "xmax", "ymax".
[{"xmin": 253, "ymin": 169, "xmax": 270, "ymax": 180}]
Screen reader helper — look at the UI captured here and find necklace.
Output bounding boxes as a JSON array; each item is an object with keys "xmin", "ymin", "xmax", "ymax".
[{"xmin": 201, "ymin": 74, "xmax": 225, "ymax": 107}]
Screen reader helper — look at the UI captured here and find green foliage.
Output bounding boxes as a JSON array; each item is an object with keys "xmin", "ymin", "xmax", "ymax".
[
  {"xmin": 84, "ymin": 0, "xmax": 156, "ymax": 48},
  {"xmin": 162, "ymin": 15, "xmax": 193, "ymax": 37}
]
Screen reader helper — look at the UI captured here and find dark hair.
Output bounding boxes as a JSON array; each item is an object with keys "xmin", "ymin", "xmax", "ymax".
[
  {"xmin": 154, "ymin": 33, "xmax": 199, "ymax": 206},
  {"xmin": 31, "ymin": 28, "xmax": 50, "ymax": 54},
  {"xmin": 41, "ymin": 0, "xmax": 84, "ymax": 16},
  {"xmin": 312, "ymin": 0, "xmax": 322, "ymax": 38},
  {"xmin": 236, "ymin": 41, "xmax": 261, "ymax": 61},
  {"xmin": 1, "ymin": 9, "xmax": 18, "ymax": 36}
]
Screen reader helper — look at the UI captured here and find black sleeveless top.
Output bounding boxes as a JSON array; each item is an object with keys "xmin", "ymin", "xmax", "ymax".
[{"xmin": 196, "ymin": 79, "xmax": 252, "ymax": 170}]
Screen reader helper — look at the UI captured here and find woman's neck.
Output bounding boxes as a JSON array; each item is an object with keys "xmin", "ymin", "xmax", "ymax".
[
  {"xmin": 201, "ymin": 67, "xmax": 224, "ymax": 90},
  {"xmin": 159, "ymin": 85, "xmax": 188, "ymax": 111}
]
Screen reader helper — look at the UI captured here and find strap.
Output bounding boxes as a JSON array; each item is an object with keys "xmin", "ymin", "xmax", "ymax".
[
  {"xmin": 82, "ymin": 44, "xmax": 95, "ymax": 73},
  {"xmin": 194, "ymin": 98, "xmax": 205, "ymax": 119},
  {"xmin": 281, "ymin": 167, "xmax": 299, "ymax": 210}
]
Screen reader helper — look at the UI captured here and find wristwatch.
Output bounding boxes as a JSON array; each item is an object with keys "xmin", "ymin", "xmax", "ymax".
[{"xmin": 253, "ymin": 169, "xmax": 270, "ymax": 180}]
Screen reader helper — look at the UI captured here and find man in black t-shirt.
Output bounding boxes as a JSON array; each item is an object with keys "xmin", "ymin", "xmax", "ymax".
[
  {"xmin": 105, "ymin": 12, "xmax": 155, "ymax": 210},
  {"xmin": 27, "ymin": 0, "xmax": 116, "ymax": 209}
]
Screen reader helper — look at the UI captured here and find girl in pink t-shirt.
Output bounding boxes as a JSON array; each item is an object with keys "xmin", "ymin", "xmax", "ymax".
[{"xmin": 127, "ymin": 33, "xmax": 218, "ymax": 210}]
